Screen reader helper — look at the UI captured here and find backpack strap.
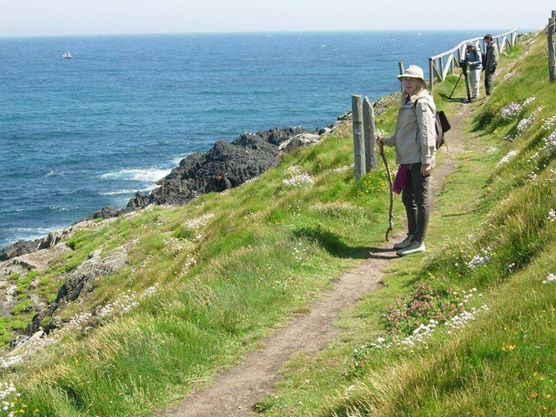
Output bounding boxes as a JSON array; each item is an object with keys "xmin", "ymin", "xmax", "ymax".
[
  {"xmin": 412, "ymin": 97, "xmax": 434, "ymax": 114},
  {"xmin": 412, "ymin": 97, "xmax": 448, "ymax": 150}
]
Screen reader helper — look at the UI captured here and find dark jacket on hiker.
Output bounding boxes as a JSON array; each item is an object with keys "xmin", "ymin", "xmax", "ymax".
[
  {"xmin": 382, "ymin": 89, "xmax": 437, "ymax": 167},
  {"xmin": 484, "ymin": 41, "xmax": 499, "ymax": 73},
  {"xmin": 214, "ymin": 172, "xmax": 234, "ymax": 192}
]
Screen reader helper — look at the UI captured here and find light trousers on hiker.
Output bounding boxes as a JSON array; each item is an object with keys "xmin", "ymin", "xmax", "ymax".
[
  {"xmin": 469, "ymin": 69, "xmax": 481, "ymax": 99},
  {"xmin": 401, "ymin": 163, "xmax": 431, "ymax": 243}
]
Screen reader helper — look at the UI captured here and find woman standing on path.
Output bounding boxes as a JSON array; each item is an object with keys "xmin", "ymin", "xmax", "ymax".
[{"xmin": 377, "ymin": 65, "xmax": 437, "ymax": 256}]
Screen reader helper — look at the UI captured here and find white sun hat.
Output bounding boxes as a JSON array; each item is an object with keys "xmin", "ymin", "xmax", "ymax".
[{"xmin": 397, "ymin": 65, "xmax": 426, "ymax": 82}]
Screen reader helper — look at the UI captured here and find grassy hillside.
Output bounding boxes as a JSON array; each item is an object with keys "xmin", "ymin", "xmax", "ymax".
[
  {"xmin": 250, "ymin": 32, "xmax": 556, "ymax": 417},
  {"xmin": 0, "ymin": 77, "xmax": 400, "ymax": 416},
  {"xmin": 1, "ymin": 30, "xmax": 554, "ymax": 417}
]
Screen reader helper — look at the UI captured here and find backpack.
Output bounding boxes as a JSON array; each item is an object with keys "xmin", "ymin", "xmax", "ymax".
[{"xmin": 413, "ymin": 99, "xmax": 451, "ymax": 149}]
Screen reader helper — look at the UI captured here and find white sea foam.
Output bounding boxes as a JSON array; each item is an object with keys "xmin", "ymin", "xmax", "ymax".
[
  {"xmin": 8, "ymin": 226, "xmax": 65, "ymax": 244},
  {"xmin": 171, "ymin": 153, "xmax": 191, "ymax": 166},
  {"xmin": 45, "ymin": 170, "xmax": 63, "ymax": 177},
  {"xmin": 99, "ymin": 189, "xmax": 141, "ymax": 196},
  {"xmin": 48, "ymin": 206, "xmax": 73, "ymax": 212},
  {"xmin": 14, "ymin": 226, "xmax": 62, "ymax": 234},
  {"xmin": 99, "ymin": 167, "xmax": 171, "ymax": 183}
]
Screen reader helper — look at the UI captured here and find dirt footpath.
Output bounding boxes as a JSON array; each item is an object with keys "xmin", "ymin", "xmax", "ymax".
[{"xmin": 162, "ymin": 103, "xmax": 471, "ymax": 417}]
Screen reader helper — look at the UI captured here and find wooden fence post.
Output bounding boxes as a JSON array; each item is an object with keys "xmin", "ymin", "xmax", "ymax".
[
  {"xmin": 363, "ymin": 97, "xmax": 376, "ymax": 172},
  {"xmin": 352, "ymin": 95, "xmax": 365, "ymax": 179},
  {"xmin": 439, "ymin": 58, "xmax": 444, "ymax": 81},
  {"xmin": 429, "ymin": 57, "xmax": 434, "ymax": 90},
  {"xmin": 549, "ymin": 18, "xmax": 556, "ymax": 82},
  {"xmin": 398, "ymin": 61, "xmax": 405, "ymax": 92}
]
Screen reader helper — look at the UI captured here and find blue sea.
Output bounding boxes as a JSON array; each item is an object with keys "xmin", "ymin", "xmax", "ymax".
[{"xmin": 0, "ymin": 31, "xmax": 488, "ymax": 248}]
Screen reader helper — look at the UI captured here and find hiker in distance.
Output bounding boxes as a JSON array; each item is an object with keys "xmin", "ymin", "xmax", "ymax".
[
  {"xmin": 376, "ymin": 65, "xmax": 437, "ymax": 256},
  {"xmin": 465, "ymin": 42, "xmax": 482, "ymax": 101},
  {"xmin": 483, "ymin": 34, "xmax": 499, "ymax": 96},
  {"xmin": 214, "ymin": 171, "xmax": 235, "ymax": 192}
]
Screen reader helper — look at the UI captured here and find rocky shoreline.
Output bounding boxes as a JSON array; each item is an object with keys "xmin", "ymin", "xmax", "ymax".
[
  {"xmin": 0, "ymin": 122, "xmax": 340, "ymax": 350},
  {"xmin": 0, "ymin": 123, "xmax": 339, "ymax": 263}
]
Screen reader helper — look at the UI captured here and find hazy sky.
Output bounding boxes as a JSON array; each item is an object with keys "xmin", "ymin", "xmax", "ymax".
[{"xmin": 0, "ymin": 0, "xmax": 549, "ymax": 37}]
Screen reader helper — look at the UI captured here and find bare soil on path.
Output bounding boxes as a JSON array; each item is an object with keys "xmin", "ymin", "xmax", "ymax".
[{"xmin": 162, "ymin": 103, "xmax": 472, "ymax": 417}]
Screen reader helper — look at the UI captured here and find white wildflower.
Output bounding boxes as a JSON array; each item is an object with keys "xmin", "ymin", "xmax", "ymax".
[
  {"xmin": 496, "ymin": 150, "xmax": 518, "ymax": 167},
  {"xmin": 333, "ymin": 165, "xmax": 352, "ymax": 173},
  {"xmin": 467, "ymin": 247, "xmax": 492, "ymax": 269},
  {"xmin": 0, "ymin": 355, "xmax": 23, "ymax": 369},
  {"xmin": 520, "ymin": 106, "xmax": 543, "ymax": 134},
  {"xmin": 542, "ymin": 273, "xmax": 556, "ymax": 284},
  {"xmin": 467, "ymin": 254, "xmax": 490, "ymax": 268},
  {"xmin": 528, "ymin": 151, "xmax": 540, "ymax": 162},
  {"xmin": 500, "ymin": 98, "xmax": 536, "ymax": 120},
  {"xmin": 548, "ymin": 130, "xmax": 556, "ymax": 147},
  {"xmin": 0, "ymin": 382, "xmax": 19, "ymax": 416},
  {"xmin": 0, "ymin": 330, "xmax": 59, "ymax": 370},
  {"xmin": 446, "ymin": 305, "xmax": 489, "ymax": 330},
  {"xmin": 283, "ymin": 172, "xmax": 314, "ymax": 187},
  {"xmin": 517, "ymin": 117, "xmax": 533, "ymax": 134},
  {"xmin": 364, "ymin": 289, "xmax": 488, "ymax": 355},
  {"xmin": 285, "ymin": 165, "xmax": 303, "ymax": 176},
  {"xmin": 541, "ymin": 115, "xmax": 556, "ymax": 131},
  {"xmin": 504, "ymin": 71, "xmax": 518, "ymax": 81},
  {"xmin": 186, "ymin": 213, "xmax": 214, "ymax": 229},
  {"xmin": 500, "ymin": 103, "xmax": 522, "ymax": 120}
]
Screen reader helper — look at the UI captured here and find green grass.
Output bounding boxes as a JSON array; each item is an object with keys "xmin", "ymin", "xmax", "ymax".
[
  {"xmin": 0, "ymin": 103, "xmax": 402, "ymax": 416},
  {"xmin": 249, "ymin": 33, "xmax": 556, "ymax": 417},
  {"xmin": 1, "ymin": 32, "xmax": 554, "ymax": 417}
]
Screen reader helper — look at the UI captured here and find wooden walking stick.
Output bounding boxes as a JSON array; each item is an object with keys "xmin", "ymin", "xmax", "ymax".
[{"xmin": 379, "ymin": 142, "xmax": 394, "ymax": 241}]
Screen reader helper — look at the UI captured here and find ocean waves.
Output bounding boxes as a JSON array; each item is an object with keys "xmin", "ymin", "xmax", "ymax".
[
  {"xmin": 0, "ymin": 31, "xmax": 477, "ymax": 248},
  {"xmin": 99, "ymin": 188, "xmax": 153, "ymax": 196},
  {"xmin": 98, "ymin": 167, "xmax": 171, "ymax": 183}
]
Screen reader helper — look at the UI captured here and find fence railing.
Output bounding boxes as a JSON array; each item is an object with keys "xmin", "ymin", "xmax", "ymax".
[
  {"xmin": 428, "ymin": 30, "xmax": 518, "ymax": 89},
  {"xmin": 351, "ymin": 29, "xmax": 523, "ymax": 179}
]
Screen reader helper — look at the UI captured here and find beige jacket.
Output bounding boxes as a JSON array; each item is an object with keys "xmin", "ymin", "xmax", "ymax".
[{"xmin": 383, "ymin": 89, "xmax": 437, "ymax": 166}]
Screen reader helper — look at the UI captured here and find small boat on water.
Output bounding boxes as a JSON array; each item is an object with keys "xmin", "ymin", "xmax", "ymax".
[{"xmin": 62, "ymin": 50, "xmax": 72, "ymax": 59}]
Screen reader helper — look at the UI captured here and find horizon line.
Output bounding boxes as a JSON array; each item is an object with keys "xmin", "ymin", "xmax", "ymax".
[{"xmin": 0, "ymin": 27, "xmax": 534, "ymax": 40}]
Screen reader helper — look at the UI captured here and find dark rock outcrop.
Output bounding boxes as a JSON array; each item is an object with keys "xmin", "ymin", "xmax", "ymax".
[
  {"xmin": 26, "ymin": 248, "xmax": 127, "ymax": 334},
  {"xmin": 0, "ymin": 240, "xmax": 39, "ymax": 262},
  {"xmin": 0, "ymin": 230, "xmax": 70, "ymax": 262},
  {"xmin": 91, "ymin": 206, "xmax": 122, "ymax": 220},
  {"xmin": 37, "ymin": 230, "xmax": 69, "ymax": 250},
  {"xmin": 88, "ymin": 127, "xmax": 311, "ymax": 217},
  {"xmin": 126, "ymin": 127, "xmax": 308, "ymax": 210}
]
